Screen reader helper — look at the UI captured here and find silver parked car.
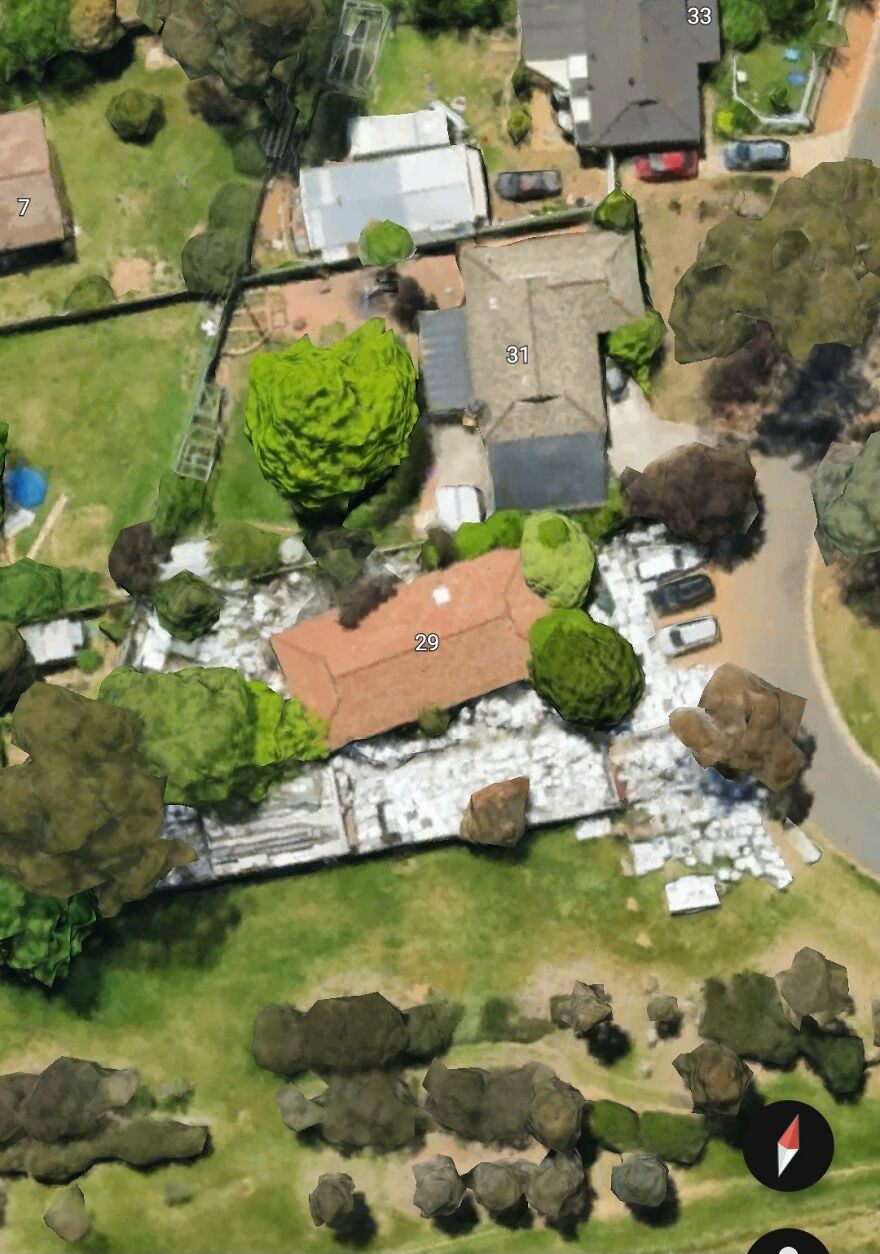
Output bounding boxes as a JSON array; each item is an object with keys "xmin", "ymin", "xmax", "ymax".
[{"xmin": 656, "ymin": 615, "xmax": 720, "ymax": 658}]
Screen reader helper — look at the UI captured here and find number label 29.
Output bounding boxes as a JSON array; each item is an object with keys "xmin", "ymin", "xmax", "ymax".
[{"xmin": 414, "ymin": 633, "xmax": 440, "ymax": 652}]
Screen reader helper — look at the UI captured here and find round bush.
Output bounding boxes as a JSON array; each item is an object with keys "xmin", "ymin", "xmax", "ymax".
[
  {"xmin": 63, "ymin": 274, "xmax": 115, "ymax": 312},
  {"xmin": 507, "ymin": 105, "xmax": 532, "ymax": 145},
  {"xmin": 521, "ymin": 512, "xmax": 595, "ymax": 608},
  {"xmin": 529, "ymin": 609, "xmax": 644, "ymax": 727},
  {"xmin": 106, "ymin": 88, "xmax": 165, "ymax": 143}
]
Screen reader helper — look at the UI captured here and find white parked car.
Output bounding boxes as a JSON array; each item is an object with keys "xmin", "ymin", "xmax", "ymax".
[
  {"xmin": 635, "ymin": 546, "xmax": 702, "ymax": 584},
  {"xmin": 656, "ymin": 616, "xmax": 720, "ymax": 658}
]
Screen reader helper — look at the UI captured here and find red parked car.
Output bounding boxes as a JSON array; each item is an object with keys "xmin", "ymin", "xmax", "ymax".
[{"xmin": 634, "ymin": 150, "xmax": 699, "ymax": 182}]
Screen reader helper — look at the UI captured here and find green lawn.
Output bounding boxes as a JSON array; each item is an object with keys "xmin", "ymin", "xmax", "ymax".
[
  {"xmin": 208, "ymin": 356, "xmax": 297, "ymax": 530},
  {"xmin": 733, "ymin": 2, "xmax": 831, "ymax": 119},
  {"xmin": 814, "ymin": 566, "xmax": 880, "ymax": 764},
  {"xmin": 0, "ymin": 831, "xmax": 878, "ymax": 1253},
  {"xmin": 370, "ymin": 27, "xmax": 524, "ymax": 174},
  {"xmin": 0, "ymin": 36, "xmax": 253, "ymax": 325},
  {"xmin": 0, "ymin": 306, "xmax": 208, "ymax": 569}
]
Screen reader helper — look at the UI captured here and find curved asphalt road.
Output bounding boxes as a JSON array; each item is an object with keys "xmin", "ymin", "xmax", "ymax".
[{"xmin": 609, "ymin": 395, "xmax": 880, "ymax": 873}]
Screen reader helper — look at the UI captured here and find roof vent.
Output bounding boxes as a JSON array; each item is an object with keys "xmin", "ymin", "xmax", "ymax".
[{"xmin": 432, "ymin": 585, "xmax": 452, "ymax": 606}]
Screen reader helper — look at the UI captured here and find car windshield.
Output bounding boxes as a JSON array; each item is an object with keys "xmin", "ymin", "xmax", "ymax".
[{"xmin": 648, "ymin": 154, "xmax": 667, "ymax": 172}]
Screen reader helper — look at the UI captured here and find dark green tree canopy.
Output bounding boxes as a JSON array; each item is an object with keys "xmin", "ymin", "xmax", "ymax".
[
  {"xmin": 529, "ymin": 610, "xmax": 644, "ymax": 728},
  {"xmin": 0, "ymin": 623, "xmax": 35, "ymax": 715},
  {"xmin": 139, "ymin": 0, "xmax": 314, "ymax": 97},
  {"xmin": 106, "ymin": 89, "xmax": 165, "ymax": 143},
  {"xmin": 0, "ymin": 684, "xmax": 193, "ymax": 916},
  {"xmin": 671, "ymin": 160, "xmax": 880, "ymax": 363},
  {"xmin": 153, "ymin": 571, "xmax": 225, "ymax": 641},
  {"xmin": 811, "ymin": 432, "xmax": 880, "ymax": 560}
]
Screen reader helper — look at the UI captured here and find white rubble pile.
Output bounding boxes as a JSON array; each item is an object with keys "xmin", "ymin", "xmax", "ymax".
[
  {"xmin": 336, "ymin": 685, "xmax": 619, "ymax": 852},
  {"xmin": 150, "ymin": 528, "xmax": 792, "ymax": 901},
  {"xmin": 615, "ymin": 729, "xmax": 792, "ymax": 891}
]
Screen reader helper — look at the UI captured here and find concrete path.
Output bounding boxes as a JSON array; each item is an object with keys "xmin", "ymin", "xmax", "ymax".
[
  {"xmin": 608, "ymin": 398, "xmax": 880, "ymax": 873},
  {"xmin": 848, "ymin": 4, "xmax": 880, "ymax": 161}
]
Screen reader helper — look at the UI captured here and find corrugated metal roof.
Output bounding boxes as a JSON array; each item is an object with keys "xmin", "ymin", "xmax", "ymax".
[
  {"xmin": 488, "ymin": 432, "xmax": 608, "ymax": 510},
  {"xmin": 417, "ymin": 306, "xmax": 474, "ymax": 416},
  {"xmin": 348, "ymin": 109, "xmax": 450, "ymax": 158},
  {"xmin": 300, "ymin": 145, "xmax": 487, "ymax": 255}
]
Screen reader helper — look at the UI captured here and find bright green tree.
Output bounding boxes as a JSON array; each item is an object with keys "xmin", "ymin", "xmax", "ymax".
[
  {"xmin": 507, "ymin": 105, "xmax": 532, "ymax": 145},
  {"xmin": 154, "ymin": 470, "xmax": 207, "ymax": 541},
  {"xmin": 607, "ymin": 308, "xmax": 666, "ymax": 392},
  {"xmin": 520, "ymin": 513, "xmax": 595, "ymax": 608},
  {"xmin": 0, "ymin": 871, "xmax": 97, "ymax": 986},
  {"xmin": 593, "ymin": 188, "xmax": 637, "ymax": 233},
  {"xmin": 357, "ymin": 219, "xmax": 415, "ymax": 268},
  {"xmin": 528, "ymin": 609, "xmax": 644, "ymax": 727},
  {"xmin": 99, "ymin": 666, "xmax": 328, "ymax": 808},
  {"xmin": 455, "ymin": 510, "xmax": 527, "ymax": 559},
  {"xmin": 0, "ymin": 560, "xmax": 102, "ymax": 627},
  {"xmin": 245, "ymin": 318, "xmax": 419, "ymax": 518}
]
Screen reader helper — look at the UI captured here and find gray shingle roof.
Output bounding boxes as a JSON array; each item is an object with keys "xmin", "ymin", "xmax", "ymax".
[
  {"xmin": 459, "ymin": 229, "xmax": 644, "ymax": 443},
  {"xmin": 518, "ymin": 0, "xmax": 720, "ymax": 149}
]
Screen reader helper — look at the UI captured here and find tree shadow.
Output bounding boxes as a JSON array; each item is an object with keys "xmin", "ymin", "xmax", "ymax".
[
  {"xmin": 334, "ymin": 1194, "xmax": 378, "ymax": 1247},
  {"xmin": 587, "ymin": 1023, "xmax": 632, "ymax": 1066},
  {"xmin": 432, "ymin": 1195, "xmax": 480, "ymax": 1237},
  {"xmin": 57, "ymin": 887, "xmax": 242, "ymax": 1019},
  {"xmin": 705, "ymin": 486, "xmax": 767, "ymax": 572},
  {"xmin": 628, "ymin": 1178, "xmax": 681, "ymax": 1228},
  {"xmin": 491, "ymin": 1197, "xmax": 534, "ymax": 1230},
  {"xmin": 764, "ymin": 729, "xmax": 817, "ymax": 826},
  {"xmin": 705, "ymin": 1084, "xmax": 766, "ymax": 1149},
  {"xmin": 754, "ymin": 342, "xmax": 874, "ymax": 468},
  {"xmin": 544, "ymin": 1182, "xmax": 594, "ymax": 1242}
]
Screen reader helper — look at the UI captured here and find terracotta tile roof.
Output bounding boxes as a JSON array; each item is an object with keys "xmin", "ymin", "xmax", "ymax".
[{"xmin": 270, "ymin": 550, "xmax": 547, "ymax": 748}]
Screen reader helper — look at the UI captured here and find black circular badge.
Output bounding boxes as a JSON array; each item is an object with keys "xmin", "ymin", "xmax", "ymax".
[
  {"xmin": 742, "ymin": 1100, "xmax": 834, "ymax": 1192},
  {"xmin": 747, "ymin": 1227, "xmax": 829, "ymax": 1254}
]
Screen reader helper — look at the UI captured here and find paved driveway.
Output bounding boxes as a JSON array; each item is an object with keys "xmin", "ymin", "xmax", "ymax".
[{"xmin": 609, "ymin": 394, "xmax": 880, "ymax": 873}]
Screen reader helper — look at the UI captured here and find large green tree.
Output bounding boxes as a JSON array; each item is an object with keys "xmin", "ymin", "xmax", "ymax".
[
  {"xmin": 0, "ymin": 684, "xmax": 193, "ymax": 916},
  {"xmin": 671, "ymin": 160, "xmax": 880, "ymax": 363},
  {"xmin": 245, "ymin": 318, "xmax": 420, "ymax": 519},
  {"xmin": 528, "ymin": 610, "xmax": 644, "ymax": 727},
  {"xmin": 99, "ymin": 666, "xmax": 327, "ymax": 808}
]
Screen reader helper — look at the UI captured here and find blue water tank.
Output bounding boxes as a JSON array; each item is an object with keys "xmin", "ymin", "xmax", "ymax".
[{"xmin": 6, "ymin": 467, "xmax": 48, "ymax": 509}]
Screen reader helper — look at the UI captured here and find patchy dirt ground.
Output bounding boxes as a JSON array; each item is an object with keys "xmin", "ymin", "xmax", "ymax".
[{"xmin": 111, "ymin": 257, "xmax": 153, "ymax": 297}]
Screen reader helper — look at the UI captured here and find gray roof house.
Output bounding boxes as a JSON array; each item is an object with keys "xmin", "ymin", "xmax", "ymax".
[
  {"xmin": 458, "ymin": 229, "xmax": 645, "ymax": 510},
  {"xmin": 518, "ymin": 0, "xmax": 720, "ymax": 150}
]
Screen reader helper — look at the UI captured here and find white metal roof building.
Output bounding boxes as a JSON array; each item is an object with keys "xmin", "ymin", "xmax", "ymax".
[
  {"xmin": 348, "ymin": 108, "xmax": 450, "ymax": 158},
  {"xmin": 300, "ymin": 145, "xmax": 489, "ymax": 261}
]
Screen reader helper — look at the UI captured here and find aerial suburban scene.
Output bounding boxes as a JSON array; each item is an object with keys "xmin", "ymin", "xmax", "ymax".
[{"xmin": 1, "ymin": 0, "xmax": 880, "ymax": 1251}]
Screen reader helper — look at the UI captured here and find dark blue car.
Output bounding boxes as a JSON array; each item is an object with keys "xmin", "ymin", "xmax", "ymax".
[{"xmin": 723, "ymin": 140, "xmax": 790, "ymax": 172}]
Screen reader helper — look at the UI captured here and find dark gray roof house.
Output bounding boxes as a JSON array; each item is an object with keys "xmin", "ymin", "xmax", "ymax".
[
  {"xmin": 518, "ymin": 0, "xmax": 720, "ymax": 150},
  {"xmin": 457, "ymin": 228, "xmax": 645, "ymax": 510}
]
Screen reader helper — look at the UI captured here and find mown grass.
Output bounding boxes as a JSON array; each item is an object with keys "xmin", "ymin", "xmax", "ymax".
[
  {"xmin": 813, "ymin": 567, "xmax": 880, "ymax": 765},
  {"xmin": 0, "ymin": 35, "xmax": 250, "ymax": 325},
  {"xmin": 1, "ymin": 830, "xmax": 878, "ymax": 1252},
  {"xmin": 0, "ymin": 306, "xmax": 207, "ymax": 568}
]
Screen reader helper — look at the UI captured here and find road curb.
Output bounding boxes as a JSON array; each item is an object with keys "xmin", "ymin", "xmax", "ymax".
[{"xmin": 804, "ymin": 543, "xmax": 880, "ymax": 786}]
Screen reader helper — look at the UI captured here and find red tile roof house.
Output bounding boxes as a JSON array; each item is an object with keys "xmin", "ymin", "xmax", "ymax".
[{"xmin": 270, "ymin": 550, "xmax": 548, "ymax": 749}]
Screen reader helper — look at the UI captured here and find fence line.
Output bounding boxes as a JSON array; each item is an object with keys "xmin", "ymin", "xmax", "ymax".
[{"xmin": 731, "ymin": 0, "xmax": 847, "ymax": 131}]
